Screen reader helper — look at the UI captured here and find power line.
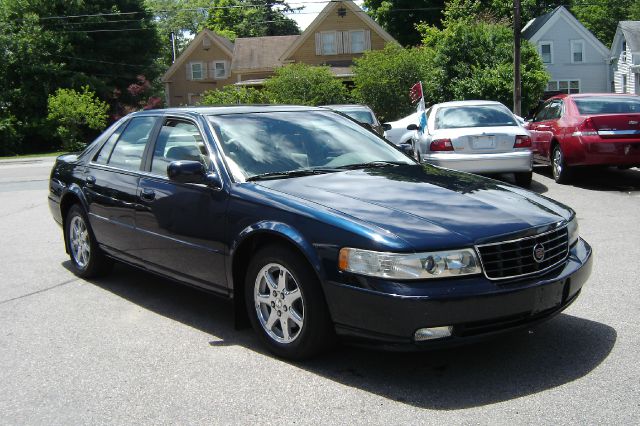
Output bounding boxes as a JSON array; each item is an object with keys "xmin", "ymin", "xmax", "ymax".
[{"xmin": 50, "ymin": 54, "xmax": 152, "ymax": 68}]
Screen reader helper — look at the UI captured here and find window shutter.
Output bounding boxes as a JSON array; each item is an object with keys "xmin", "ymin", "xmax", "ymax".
[
  {"xmin": 209, "ymin": 61, "xmax": 215, "ymax": 78},
  {"xmin": 336, "ymin": 31, "xmax": 344, "ymax": 54},
  {"xmin": 202, "ymin": 62, "xmax": 208, "ymax": 79},
  {"xmin": 225, "ymin": 60, "xmax": 230, "ymax": 78},
  {"xmin": 186, "ymin": 62, "xmax": 193, "ymax": 80},
  {"xmin": 315, "ymin": 32, "xmax": 322, "ymax": 55},
  {"xmin": 364, "ymin": 30, "xmax": 371, "ymax": 50},
  {"xmin": 342, "ymin": 31, "xmax": 350, "ymax": 54}
]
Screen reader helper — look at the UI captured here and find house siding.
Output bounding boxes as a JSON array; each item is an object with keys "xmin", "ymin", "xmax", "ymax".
[{"xmin": 612, "ymin": 38, "xmax": 638, "ymax": 94}]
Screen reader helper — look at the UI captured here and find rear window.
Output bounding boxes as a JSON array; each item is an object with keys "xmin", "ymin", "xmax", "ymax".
[
  {"xmin": 574, "ymin": 96, "xmax": 640, "ymax": 114},
  {"xmin": 435, "ymin": 105, "xmax": 517, "ymax": 129},
  {"xmin": 337, "ymin": 109, "xmax": 375, "ymax": 124}
]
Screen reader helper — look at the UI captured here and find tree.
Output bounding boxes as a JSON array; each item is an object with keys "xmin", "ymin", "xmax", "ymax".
[
  {"xmin": 363, "ymin": 0, "xmax": 447, "ymax": 46},
  {"xmin": 264, "ymin": 64, "xmax": 350, "ymax": 106},
  {"xmin": 571, "ymin": 0, "xmax": 635, "ymax": 46},
  {"xmin": 353, "ymin": 43, "xmax": 433, "ymax": 121},
  {"xmin": 203, "ymin": 0, "xmax": 300, "ymax": 39},
  {"xmin": 418, "ymin": 19, "xmax": 548, "ymax": 115},
  {"xmin": 199, "ymin": 86, "xmax": 270, "ymax": 105},
  {"xmin": 47, "ymin": 86, "xmax": 109, "ymax": 151}
]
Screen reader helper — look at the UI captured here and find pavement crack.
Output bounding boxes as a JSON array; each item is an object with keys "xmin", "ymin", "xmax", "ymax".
[{"xmin": 0, "ymin": 278, "xmax": 79, "ymax": 306}]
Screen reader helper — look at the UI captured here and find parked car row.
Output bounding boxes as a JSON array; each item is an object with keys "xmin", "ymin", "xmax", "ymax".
[{"xmin": 379, "ymin": 93, "xmax": 640, "ymax": 186}]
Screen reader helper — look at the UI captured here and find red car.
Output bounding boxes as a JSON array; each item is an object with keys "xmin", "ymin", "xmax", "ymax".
[{"xmin": 526, "ymin": 94, "xmax": 640, "ymax": 183}]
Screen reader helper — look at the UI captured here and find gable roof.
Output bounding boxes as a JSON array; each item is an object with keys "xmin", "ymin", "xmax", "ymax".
[
  {"xmin": 618, "ymin": 21, "xmax": 640, "ymax": 53},
  {"xmin": 231, "ymin": 35, "xmax": 300, "ymax": 72},
  {"xmin": 162, "ymin": 29, "xmax": 235, "ymax": 82},
  {"xmin": 520, "ymin": 6, "xmax": 609, "ymax": 57},
  {"xmin": 278, "ymin": 0, "xmax": 397, "ymax": 62}
]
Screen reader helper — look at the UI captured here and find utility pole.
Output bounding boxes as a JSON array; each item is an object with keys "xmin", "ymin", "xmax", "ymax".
[
  {"xmin": 513, "ymin": 0, "xmax": 522, "ymax": 116},
  {"xmin": 171, "ymin": 32, "xmax": 177, "ymax": 64}
]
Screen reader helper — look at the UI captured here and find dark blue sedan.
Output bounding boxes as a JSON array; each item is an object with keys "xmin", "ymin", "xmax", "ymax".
[{"xmin": 48, "ymin": 106, "xmax": 592, "ymax": 359}]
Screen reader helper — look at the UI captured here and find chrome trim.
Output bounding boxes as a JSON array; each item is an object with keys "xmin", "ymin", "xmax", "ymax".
[
  {"xmin": 597, "ymin": 130, "xmax": 640, "ymax": 136},
  {"xmin": 474, "ymin": 223, "xmax": 569, "ymax": 281}
]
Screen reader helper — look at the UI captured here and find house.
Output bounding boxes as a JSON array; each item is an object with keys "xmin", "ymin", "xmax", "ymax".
[
  {"xmin": 611, "ymin": 21, "xmax": 640, "ymax": 94},
  {"xmin": 161, "ymin": 0, "xmax": 396, "ymax": 106},
  {"xmin": 522, "ymin": 6, "xmax": 610, "ymax": 96}
]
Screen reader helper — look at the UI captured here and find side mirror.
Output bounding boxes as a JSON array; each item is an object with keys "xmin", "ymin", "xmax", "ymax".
[
  {"xmin": 406, "ymin": 124, "xmax": 420, "ymax": 131},
  {"xmin": 167, "ymin": 160, "xmax": 221, "ymax": 188},
  {"xmin": 399, "ymin": 143, "xmax": 414, "ymax": 157},
  {"xmin": 382, "ymin": 123, "xmax": 392, "ymax": 131}
]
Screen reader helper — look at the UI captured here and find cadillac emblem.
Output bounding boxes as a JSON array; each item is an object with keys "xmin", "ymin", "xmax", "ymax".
[{"xmin": 533, "ymin": 243, "xmax": 545, "ymax": 263}]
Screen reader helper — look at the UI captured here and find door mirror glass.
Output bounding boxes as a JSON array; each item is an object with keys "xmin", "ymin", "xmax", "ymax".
[
  {"xmin": 406, "ymin": 124, "xmax": 419, "ymax": 131},
  {"xmin": 168, "ymin": 160, "xmax": 207, "ymax": 184},
  {"xmin": 382, "ymin": 123, "xmax": 392, "ymax": 131}
]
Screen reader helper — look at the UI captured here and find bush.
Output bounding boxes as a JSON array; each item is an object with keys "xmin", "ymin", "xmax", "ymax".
[
  {"xmin": 47, "ymin": 86, "xmax": 109, "ymax": 151},
  {"xmin": 199, "ymin": 86, "xmax": 270, "ymax": 105},
  {"xmin": 264, "ymin": 64, "xmax": 350, "ymax": 106},
  {"xmin": 0, "ymin": 113, "xmax": 22, "ymax": 156},
  {"xmin": 353, "ymin": 43, "xmax": 433, "ymax": 122}
]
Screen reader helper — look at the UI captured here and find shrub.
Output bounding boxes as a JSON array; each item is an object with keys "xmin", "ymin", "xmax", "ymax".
[
  {"xmin": 199, "ymin": 86, "xmax": 270, "ymax": 105},
  {"xmin": 264, "ymin": 64, "xmax": 350, "ymax": 106},
  {"xmin": 47, "ymin": 86, "xmax": 109, "ymax": 151},
  {"xmin": 0, "ymin": 112, "xmax": 22, "ymax": 156}
]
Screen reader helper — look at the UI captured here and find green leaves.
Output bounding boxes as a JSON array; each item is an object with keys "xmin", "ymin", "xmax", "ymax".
[
  {"xmin": 199, "ymin": 86, "xmax": 269, "ymax": 105},
  {"xmin": 264, "ymin": 64, "xmax": 350, "ymax": 106}
]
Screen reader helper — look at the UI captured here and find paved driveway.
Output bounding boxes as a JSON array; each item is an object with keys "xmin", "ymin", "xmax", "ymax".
[{"xmin": 0, "ymin": 157, "xmax": 638, "ymax": 424}]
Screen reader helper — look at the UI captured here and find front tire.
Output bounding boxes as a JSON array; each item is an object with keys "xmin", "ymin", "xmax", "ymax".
[
  {"xmin": 65, "ymin": 204, "xmax": 112, "ymax": 278},
  {"xmin": 245, "ymin": 244, "xmax": 333, "ymax": 359},
  {"xmin": 552, "ymin": 144, "xmax": 571, "ymax": 184}
]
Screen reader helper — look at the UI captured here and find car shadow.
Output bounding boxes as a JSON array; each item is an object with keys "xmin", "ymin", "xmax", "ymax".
[
  {"xmin": 481, "ymin": 173, "xmax": 549, "ymax": 195},
  {"xmin": 72, "ymin": 261, "xmax": 616, "ymax": 410},
  {"xmin": 534, "ymin": 166, "xmax": 640, "ymax": 192}
]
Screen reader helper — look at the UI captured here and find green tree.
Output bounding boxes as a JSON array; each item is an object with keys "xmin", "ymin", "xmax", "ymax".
[
  {"xmin": 571, "ymin": 0, "xmax": 635, "ymax": 46},
  {"xmin": 199, "ymin": 86, "xmax": 270, "ymax": 105},
  {"xmin": 363, "ymin": 0, "xmax": 447, "ymax": 46},
  {"xmin": 47, "ymin": 86, "xmax": 109, "ymax": 151},
  {"xmin": 264, "ymin": 64, "xmax": 350, "ymax": 106},
  {"xmin": 418, "ymin": 19, "xmax": 548, "ymax": 115},
  {"xmin": 353, "ymin": 43, "xmax": 433, "ymax": 121}
]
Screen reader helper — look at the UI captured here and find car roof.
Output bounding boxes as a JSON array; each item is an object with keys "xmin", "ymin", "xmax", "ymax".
[
  {"xmin": 323, "ymin": 104, "xmax": 374, "ymax": 111},
  {"xmin": 131, "ymin": 104, "xmax": 325, "ymax": 118},
  {"xmin": 433, "ymin": 100, "xmax": 508, "ymax": 108},
  {"xmin": 549, "ymin": 93, "xmax": 640, "ymax": 101}
]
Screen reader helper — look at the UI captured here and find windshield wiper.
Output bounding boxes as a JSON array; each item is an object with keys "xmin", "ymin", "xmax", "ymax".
[
  {"xmin": 246, "ymin": 167, "xmax": 340, "ymax": 182},
  {"xmin": 334, "ymin": 161, "xmax": 407, "ymax": 170}
]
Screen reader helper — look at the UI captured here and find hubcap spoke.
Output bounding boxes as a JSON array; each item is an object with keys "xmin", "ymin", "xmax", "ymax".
[
  {"xmin": 283, "ymin": 288, "xmax": 300, "ymax": 306},
  {"xmin": 289, "ymin": 309, "xmax": 303, "ymax": 328},
  {"xmin": 265, "ymin": 309, "xmax": 278, "ymax": 330}
]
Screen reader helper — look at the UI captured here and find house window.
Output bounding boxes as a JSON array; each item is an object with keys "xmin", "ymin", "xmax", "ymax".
[
  {"xmin": 539, "ymin": 42, "xmax": 553, "ymax": 64},
  {"xmin": 622, "ymin": 41, "xmax": 627, "ymax": 62},
  {"xmin": 321, "ymin": 31, "xmax": 337, "ymax": 55},
  {"xmin": 350, "ymin": 30, "xmax": 365, "ymax": 53},
  {"xmin": 571, "ymin": 40, "xmax": 584, "ymax": 63},
  {"xmin": 546, "ymin": 81, "xmax": 558, "ymax": 91},
  {"xmin": 213, "ymin": 61, "xmax": 226, "ymax": 79},
  {"xmin": 547, "ymin": 80, "xmax": 580, "ymax": 94},
  {"xmin": 190, "ymin": 62, "xmax": 204, "ymax": 80},
  {"xmin": 623, "ymin": 75, "xmax": 628, "ymax": 93}
]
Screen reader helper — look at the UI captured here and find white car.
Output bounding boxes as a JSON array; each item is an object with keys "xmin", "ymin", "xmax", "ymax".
[
  {"xmin": 411, "ymin": 100, "xmax": 534, "ymax": 187},
  {"xmin": 382, "ymin": 111, "xmax": 420, "ymax": 145}
]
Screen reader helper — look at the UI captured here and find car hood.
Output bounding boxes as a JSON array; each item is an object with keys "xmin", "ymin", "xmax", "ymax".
[{"xmin": 255, "ymin": 165, "xmax": 571, "ymax": 251}]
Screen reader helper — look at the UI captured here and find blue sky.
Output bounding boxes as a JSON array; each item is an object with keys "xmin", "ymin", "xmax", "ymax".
[{"xmin": 288, "ymin": 1, "xmax": 365, "ymax": 30}]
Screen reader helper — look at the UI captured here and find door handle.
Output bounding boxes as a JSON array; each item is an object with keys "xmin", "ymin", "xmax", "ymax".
[
  {"xmin": 140, "ymin": 188, "xmax": 156, "ymax": 201},
  {"xmin": 85, "ymin": 175, "xmax": 96, "ymax": 187}
]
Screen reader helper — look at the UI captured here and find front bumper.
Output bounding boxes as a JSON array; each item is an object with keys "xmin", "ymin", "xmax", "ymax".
[
  {"xmin": 423, "ymin": 150, "xmax": 533, "ymax": 174},
  {"xmin": 323, "ymin": 238, "xmax": 592, "ymax": 349}
]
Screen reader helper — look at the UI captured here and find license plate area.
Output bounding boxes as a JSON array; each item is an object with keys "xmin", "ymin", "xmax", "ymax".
[{"xmin": 473, "ymin": 136, "xmax": 495, "ymax": 149}]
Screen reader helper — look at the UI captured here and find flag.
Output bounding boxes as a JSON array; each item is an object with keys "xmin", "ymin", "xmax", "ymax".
[
  {"xmin": 417, "ymin": 98, "xmax": 427, "ymax": 135},
  {"xmin": 409, "ymin": 82, "xmax": 423, "ymax": 104}
]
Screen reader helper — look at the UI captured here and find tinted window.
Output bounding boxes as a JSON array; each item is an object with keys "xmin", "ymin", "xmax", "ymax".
[
  {"xmin": 574, "ymin": 96, "xmax": 640, "ymax": 114},
  {"xmin": 94, "ymin": 131, "xmax": 121, "ymax": 165},
  {"xmin": 337, "ymin": 109, "xmax": 375, "ymax": 124},
  {"xmin": 107, "ymin": 117, "xmax": 156, "ymax": 171},
  {"xmin": 434, "ymin": 105, "xmax": 517, "ymax": 129},
  {"xmin": 209, "ymin": 111, "xmax": 412, "ymax": 181},
  {"xmin": 546, "ymin": 100, "xmax": 563, "ymax": 120},
  {"xmin": 151, "ymin": 120, "xmax": 208, "ymax": 176}
]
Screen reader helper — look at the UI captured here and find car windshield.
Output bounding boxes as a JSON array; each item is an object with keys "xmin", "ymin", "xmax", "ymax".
[
  {"xmin": 435, "ymin": 105, "xmax": 518, "ymax": 129},
  {"xmin": 336, "ymin": 109, "xmax": 375, "ymax": 124},
  {"xmin": 208, "ymin": 110, "xmax": 412, "ymax": 181},
  {"xmin": 574, "ymin": 96, "xmax": 640, "ymax": 114}
]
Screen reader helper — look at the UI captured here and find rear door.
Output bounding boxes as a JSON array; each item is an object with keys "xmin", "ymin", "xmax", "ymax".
[
  {"xmin": 84, "ymin": 116, "xmax": 159, "ymax": 257},
  {"xmin": 529, "ymin": 100, "xmax": 562, "ymax": 161},
  {"xmin": 135, "ymin": 116, "xmax": 229, "ymax": 292}
]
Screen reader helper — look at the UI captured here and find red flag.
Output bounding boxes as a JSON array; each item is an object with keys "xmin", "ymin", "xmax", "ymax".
[{"xmin": 409, "ymin": 82, "xmax": 423, "ymax": 103}]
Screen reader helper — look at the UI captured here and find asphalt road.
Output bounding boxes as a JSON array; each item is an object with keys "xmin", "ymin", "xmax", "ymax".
[{"xmin": 0, "ymin": 157, "xmax": 638, "ymax": 424}]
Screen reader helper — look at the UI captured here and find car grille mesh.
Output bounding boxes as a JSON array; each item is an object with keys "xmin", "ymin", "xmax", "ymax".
[{"xmin": 476, "ymin": 227, "xmax": 569, "ymax": 280}]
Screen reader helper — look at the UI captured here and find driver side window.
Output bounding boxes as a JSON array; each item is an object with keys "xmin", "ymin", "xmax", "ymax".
[{"xmin": 150, "ymin": 119, "xmax": 209, "ymax": 177}]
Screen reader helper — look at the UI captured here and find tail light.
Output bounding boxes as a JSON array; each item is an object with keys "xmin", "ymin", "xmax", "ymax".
[
  {"xmin": 572, "ymin": 117, "xmax": 598, "ymax": 137},
  {"xmin": 514, "ymin": 135, "xmax": 532, "ymax": 148},
  {"xmin": 430, "ymin": 138, "xmax": 453, "ymax": 151}
]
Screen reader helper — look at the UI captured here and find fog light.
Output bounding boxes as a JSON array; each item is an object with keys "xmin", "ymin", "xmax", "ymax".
[{"xmin": 414, "ymin": 326, "xmax": 453, "ymax": 341}]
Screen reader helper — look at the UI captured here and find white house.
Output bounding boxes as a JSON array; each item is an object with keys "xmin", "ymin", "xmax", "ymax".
[
  {"xmin": 522, "ymin": 6, "xmax": 610, "ymax": 95},
  {"xmin": 611, "ymin": 21, "xmax": 640, "ymax": 94}
]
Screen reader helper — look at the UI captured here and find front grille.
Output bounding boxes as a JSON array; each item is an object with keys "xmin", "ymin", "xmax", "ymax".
[{"xmin": 476, "ymin": 226, "xmax": 569, "ymax": 280}]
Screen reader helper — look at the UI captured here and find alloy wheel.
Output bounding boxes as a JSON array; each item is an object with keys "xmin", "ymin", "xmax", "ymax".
[
  {"xmin": 69, "ymin": 215, "xmax": 90, "ymax": 269},
  {"xmin": 552, "ymin": 147, "xmax": 563, "ymax": 181},
  {"xmin": 254, "ymin": 263, "xmax": 305, "ymax": 344}
]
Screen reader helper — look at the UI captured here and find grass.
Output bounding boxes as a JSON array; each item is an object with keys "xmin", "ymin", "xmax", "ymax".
[{"xmin": 0, "ymin": 151, "xmax": 66, "ymax": 160}]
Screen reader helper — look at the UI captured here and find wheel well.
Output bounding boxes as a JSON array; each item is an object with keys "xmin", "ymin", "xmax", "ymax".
[
  {"xmin": 60, "ymin": 194, "xmax": 81, "ymax": 253},
  {"xmin": 231, "ymin": 232, "xmax": 313, "ymax": 329}
]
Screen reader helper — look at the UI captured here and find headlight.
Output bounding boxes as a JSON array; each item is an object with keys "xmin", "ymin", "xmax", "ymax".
[
  {"xmin": 338, "ymin": 247, "xmax": 481, "ymax": 280},
  {"xmin": 567, "ymin": 215, "xmax": 579, "ymax": 246}
]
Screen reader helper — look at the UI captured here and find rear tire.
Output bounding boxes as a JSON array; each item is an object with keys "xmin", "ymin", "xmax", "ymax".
[
  {"xmin": 552, "ymin": 144, "xmax": 571, "ymax": 184},
  {"xmin": 514, "ymin": 171, "xmax": 533, "ymax": 188},
  {"xmin": 245, "ymin": 244, "xmax": 334, "ymax": 359},
  {"xmin": 65, "ymin": 204, "xmax": 113, "ymax": 278}
]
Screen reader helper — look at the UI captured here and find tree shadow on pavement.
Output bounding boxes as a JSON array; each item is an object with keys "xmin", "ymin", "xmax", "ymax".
[
  {"xmin": 534, "ymin": 166, "xmax": 640, "ymax": 193},
  {"xmin": 76, "ymin": 261, "xmax": 616, "ymax": 410}
]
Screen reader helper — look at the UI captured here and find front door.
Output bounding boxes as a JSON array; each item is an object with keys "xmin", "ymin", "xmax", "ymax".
[
  {"xmin": 135, "ymin": 117, "xmax": 229, "ymax": 292},
  {"xmin": 529, "ymin": 100, "xmax": 562, "ymax": 162}
]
